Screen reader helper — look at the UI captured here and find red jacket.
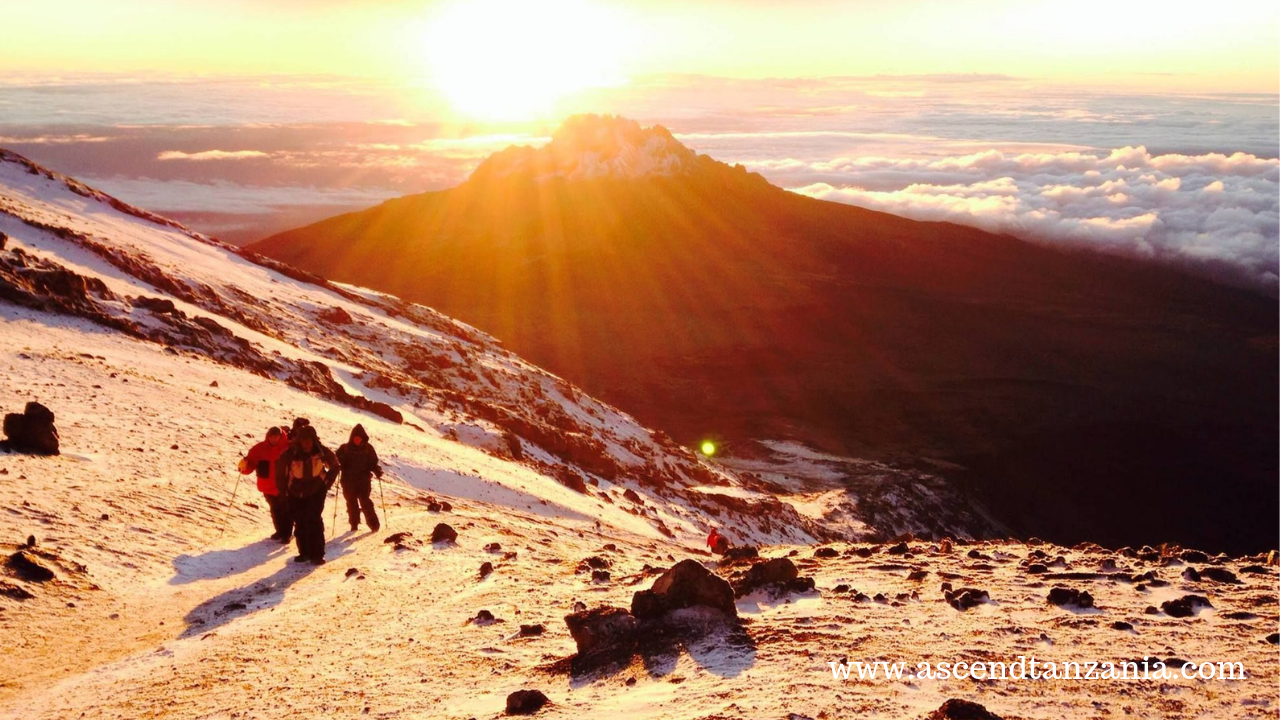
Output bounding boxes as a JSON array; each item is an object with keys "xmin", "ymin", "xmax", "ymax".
[{"xmin": 241, "ymin": 433, "xmax": 289, "ymax": 495}]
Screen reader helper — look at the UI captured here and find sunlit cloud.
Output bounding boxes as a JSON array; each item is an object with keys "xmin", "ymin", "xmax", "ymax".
[
  {"xmin": 0, "ymin": 134, "xmax": 112, "ymax": 144},
  {"xmin": 787, "ymin": 147, "xmax": 1279, "ymax": 292},
  {"xmin": 157, "ymin": 149, "xmax": 270, "ymax": 161}
]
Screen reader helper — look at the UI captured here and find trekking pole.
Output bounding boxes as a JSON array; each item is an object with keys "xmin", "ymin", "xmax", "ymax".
[
  {"xmin": 377, "ymin": 473, "xmax": 389, "ymax": 529},
  {"xmin": 330, "ymin": 483, "xmax": 339, "ymax": 539},
  {"xmin": 217, "ymin": 469, "xmax": 243, "ymax": 540}
]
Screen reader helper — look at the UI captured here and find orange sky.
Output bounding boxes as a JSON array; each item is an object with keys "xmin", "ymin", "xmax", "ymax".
[{"xmin": 2, "ymin": 0, "xmax": 1277, "ymax": 120}]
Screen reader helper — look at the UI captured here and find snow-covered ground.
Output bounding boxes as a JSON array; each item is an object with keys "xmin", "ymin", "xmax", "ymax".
[{"xmin": 1, "ymin": 149, "xmax": 1277, "ymax": 719}]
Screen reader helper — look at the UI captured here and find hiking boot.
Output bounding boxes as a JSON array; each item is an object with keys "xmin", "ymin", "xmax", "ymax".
[
  {"xmin": 368, "ymin": 522, "xmax": 381, "ymax": 532},
  {"xmin": 277, "ymin": 535, "xmax": 292, "ymax": 544},
  {"xmin": 350, "ymin": 524, "xmax": 359, "ymax": 533},
  {"xmin": 309, "ymin": 557, "xmax": 326, "ymax": 566},
  {"xmin": 269, "ymin": 532, "xmax": 285, "ymax": 541},
  {"xmin": 294, "ymin": 555, "xmax": 309, "ymax": 563}
]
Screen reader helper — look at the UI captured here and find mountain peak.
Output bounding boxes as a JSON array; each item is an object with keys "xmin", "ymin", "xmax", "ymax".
[{"xmin": 471, "ymin": 114, "xmax": 701, "ymax": 182}]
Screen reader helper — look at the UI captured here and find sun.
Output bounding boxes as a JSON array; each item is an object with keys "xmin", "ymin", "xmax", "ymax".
[{"xmin": 423, "ymin": 0, "xmax": 632, "ymax": 121}]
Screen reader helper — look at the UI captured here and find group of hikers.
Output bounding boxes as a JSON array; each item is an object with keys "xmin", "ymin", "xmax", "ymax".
[
  {"xmin": 238, "ymin": 418, "xmax": 384, "ymax": 565},
  {"xmin": 238, "ymin": 417, "xmax": 734, "ymax": 566}
]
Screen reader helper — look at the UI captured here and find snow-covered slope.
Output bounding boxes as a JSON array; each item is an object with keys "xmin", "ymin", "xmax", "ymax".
[
  {"xmin": 1, "ymin": 150, "xmax": 1276, "ymax": 720},
  {"xmin": 0, "ymin": 148, "xmax": 820, "ymax": 549}
]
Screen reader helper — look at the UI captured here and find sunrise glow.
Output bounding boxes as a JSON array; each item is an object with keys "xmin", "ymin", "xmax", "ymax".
[{"xmin": 422, "ymin": 0, "xmax": 633, "ymax": 120}]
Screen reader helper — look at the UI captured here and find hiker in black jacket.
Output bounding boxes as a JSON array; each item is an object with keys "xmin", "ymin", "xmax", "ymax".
[
  {"xmin": 277, "ymin": 425, "xmax": 340, "ymax": 565},
  {"xmin": 336, "ymin": 424, "xmax": 382, "ymax": 532}
]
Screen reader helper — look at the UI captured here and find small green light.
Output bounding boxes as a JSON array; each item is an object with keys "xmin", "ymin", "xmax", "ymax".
[{"xmin": 700, "ymin": 441, "xmax": 717, "ymax": 456}]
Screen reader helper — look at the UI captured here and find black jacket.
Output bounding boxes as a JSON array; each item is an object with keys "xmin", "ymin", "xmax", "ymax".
[
  {"xmin": 336, "ymin": 424, "xmax": 382, "ymax": 490},
  {"xmin": 276, "ymin": 426, "xmax": 340, "ymax": 497}
]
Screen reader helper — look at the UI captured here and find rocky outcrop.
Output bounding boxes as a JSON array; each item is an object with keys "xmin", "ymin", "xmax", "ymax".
[{"xmin": 631, "ymin": 559, "xmax": 737, "ymax": 619}]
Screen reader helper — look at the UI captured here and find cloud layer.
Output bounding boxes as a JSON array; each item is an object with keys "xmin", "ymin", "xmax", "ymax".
[{"xmin": 773, "ymin": 147, "xmax": 1278, "ymax": 292}]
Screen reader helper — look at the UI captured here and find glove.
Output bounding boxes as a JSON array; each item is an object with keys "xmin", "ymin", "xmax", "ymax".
[
  {"xmin": 374, "ymin": 467, "xmax": 383, "ymax": 479},
  {"xmin": 237, "ymin": 458, "xmax": 249, "ymax": 474}
]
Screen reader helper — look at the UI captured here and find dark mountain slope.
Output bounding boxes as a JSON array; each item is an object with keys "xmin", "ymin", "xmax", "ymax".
[{"xmin": 252, "ymin": 116, "xmax": 1278, "ymax": 553}]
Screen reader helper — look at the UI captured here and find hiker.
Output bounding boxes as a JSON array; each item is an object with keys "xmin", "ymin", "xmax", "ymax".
[
  {"xmin": 707, "ymin": 528, "xmax": 730, "ymax": 555},
  {"xmin": 286, "ymin": 417, "xmax": 311, "ymax": 441},
  {"xmin": 238, "ymin": 426, "xmax": 292, "ymax": 543},
  {"xmin": 277, "ymin": 425, "xmax": 340, "ymax": 565},
  {"xmin": 335, "ymin": 424, "xmax": 383, "ymax": 533}
]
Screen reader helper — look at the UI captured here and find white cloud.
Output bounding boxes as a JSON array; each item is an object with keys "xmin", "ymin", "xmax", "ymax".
[
  {"xmin": 784, "ymin": 146, "xmax": 1279, "ymax": 292},
  {"xmin": 157, "ymin": 149, "xmax": 270, "ymax": 161}
]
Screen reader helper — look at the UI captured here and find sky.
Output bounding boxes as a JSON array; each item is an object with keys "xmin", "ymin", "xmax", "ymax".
[
  {"xmin": 3, "ymin": 0, "xmax": 1278, "ymax": 96},
  {"xmin": 0, "ymin": 0, "xmax": 1276, "ymax": 291}
]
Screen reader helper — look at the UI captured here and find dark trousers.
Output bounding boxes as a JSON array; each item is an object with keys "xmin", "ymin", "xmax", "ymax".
[
  {"xmin": 342, "ymin": 479, "xmax": 380, "ymax": 530},
  {"xmin": 264, "ymin": 492, "xmax": 292, "ymax": 539},
  {"xmin": 292, "ymin": 490, "xmax": 328, "ymax": 560}
]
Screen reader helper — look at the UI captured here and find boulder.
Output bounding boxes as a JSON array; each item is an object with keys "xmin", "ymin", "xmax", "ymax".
[
  {"xmin": 631, "ymin": 559, "xmax": 736, "ymax": 619},
  {"xmin": 564, "ymin": 605, "xmax": 637, "ymax": 656},
  {"xmin": 431, "ymin": 523, "xmax": 458, "ymax": 543},
  {"xmin": 945, "ymin": 587, "xmax": 989, "ymax": 611},
  {"xmin": 813, "ymin": 547, "xmax": 839, "ymax": 559},
  {"xmin": 1180, "ymin": 549, "xmax": 1209, "ymax": 563},
  {"xmin": 1199, "ymin": 567, "xmax": 1239, "ymax": 584},
  {"xmin": 1, "ymin": 401, "xmax": 60, "ymax": 455},
  {"xmin": 721, "ymin": 545, "xmax": 759, "ymax": 562},
  {"xmin": 733, "ymin": 557, "xmax": 801, "ymax": 597},
  {"xmin": 1047, "ymin": 587, "xmax": 1094, "ymax": 608},
  {"xmin": 479, "ymin": 561, "xmax": 494, "ymax": 579},
  {"xmin": 926, "ymin": 698, "xmax": 1003, "ymax": 720},
  {"xmin": 505, "ymin": 689, "xmax": 549, "ymax": 715},
  {"xmin": 1162, "ymin": 594, "xmax": 1212, "ymax": 618}
]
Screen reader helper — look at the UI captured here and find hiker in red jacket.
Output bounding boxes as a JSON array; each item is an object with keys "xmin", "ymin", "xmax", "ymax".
[
  {"xmin": 707, "ymin": 528, "xmax": 730, "ymax": 555},
  {"xmin": 239, "ymin": 426, "xmax": 292, "ymax": 543}
]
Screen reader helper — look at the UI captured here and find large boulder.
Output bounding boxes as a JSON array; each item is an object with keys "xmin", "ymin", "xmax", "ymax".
[
  {"xmin": 1, "ymin": 401, "xmax": 60, "ymax": 455},
  {"xmin": 631, "ymin": 559, "xmax": 736, "ymax": 619},
  {"xmin": 564, "ymin": 605, "xmax": 637, "ymax": 656}
]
